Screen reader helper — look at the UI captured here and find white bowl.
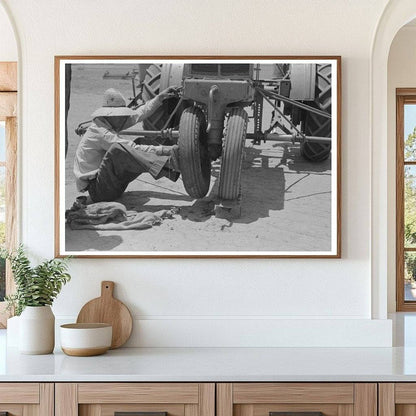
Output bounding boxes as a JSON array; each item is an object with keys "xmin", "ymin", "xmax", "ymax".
[{"xmin": 60, "ymin": 323, "xmax": 112, "ymax": 356}]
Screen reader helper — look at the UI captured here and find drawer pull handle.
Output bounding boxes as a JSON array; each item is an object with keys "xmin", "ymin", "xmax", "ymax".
[
  {"xmin": 115, "ymin": 412, "xmax": 168, "ymax": 416},
  {"xmin": 270, "ymin": 413, "xmax": 324, "ymax": 416}
]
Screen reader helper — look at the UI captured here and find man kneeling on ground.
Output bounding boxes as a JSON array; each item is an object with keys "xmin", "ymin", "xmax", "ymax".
[{"xmin": 73, "ymin": 87, "xmax": 180, "ymax": 202}]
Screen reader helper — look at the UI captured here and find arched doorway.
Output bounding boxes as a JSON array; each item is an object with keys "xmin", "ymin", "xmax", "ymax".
[{"xmin": 371, "ymin": 0, "xmax": 416, "ymax": 319}]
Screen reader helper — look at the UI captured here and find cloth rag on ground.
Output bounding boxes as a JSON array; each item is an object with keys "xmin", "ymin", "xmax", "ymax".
[{"xmin": 65, "ymin": 200, "xmax": 177, "ymax": 231}]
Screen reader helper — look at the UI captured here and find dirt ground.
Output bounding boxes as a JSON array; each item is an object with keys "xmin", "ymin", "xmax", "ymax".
[{"xmin": 64, "ymin": 64, "xmax": 332, "ymax": 254}]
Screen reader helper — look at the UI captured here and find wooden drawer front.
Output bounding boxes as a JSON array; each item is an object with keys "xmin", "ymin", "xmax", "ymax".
[
  {"xmin": 57, "ymin": 383, "xmax": 215, "ymax": 416},
  {"xmin": 379, "ymin": 383, "xmax": 416, "ymax": 416},
  {"xmin": 0, "ymin": 383, "xmax": 53, "ymax": 416},
  {"xmin": 79, "ymin": 403, "xmax": 185, "ymax": 416},
  {"xmin": 235, "ymin": 404, "xmax": 346, "ymax": 416},
  {"xmin": 78, "ymin": 383, "xmax": 200, "ymax": 404},
  {"xmin": 233, "ymin": 384, "xmax": 354, "ymax": 404},
  {"xmin": 0, "ymin": 383, "xmax": 39, "ymax": 404},
  {"xmin": 395, "ymin": 384, "xmax": 416, "ymax": 404},
  {"xmin": 0, "ymin": 404, "xmax": 25, "ymax": 416},
  {"xmin": 218, "ymin": 384, "xmax": 376, "ymax": 416}
]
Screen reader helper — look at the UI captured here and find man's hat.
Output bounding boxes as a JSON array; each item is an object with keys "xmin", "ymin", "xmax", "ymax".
[{"xmin": 91, "ymin": 88, "xmax": 136, "ymax": 118}]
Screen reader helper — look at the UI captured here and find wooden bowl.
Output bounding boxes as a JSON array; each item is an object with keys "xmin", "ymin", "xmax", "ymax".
[{"xmin": 60, "ymin": 323, "xmax": 112, "ymax": 356}]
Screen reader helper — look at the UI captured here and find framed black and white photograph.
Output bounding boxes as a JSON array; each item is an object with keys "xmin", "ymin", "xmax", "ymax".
[{"xmin": 55, "ymin": 56, "xmax": 341, "ymax": 258}]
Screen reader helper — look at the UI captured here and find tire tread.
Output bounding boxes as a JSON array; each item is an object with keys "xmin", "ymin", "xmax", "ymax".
[
  {"xmin": 218, "ymin": 107, "xmax": 248, "ymax": 200},
  {"xmin": 179, "ymin": 107, "xmax": 211, "ymax": 198}
]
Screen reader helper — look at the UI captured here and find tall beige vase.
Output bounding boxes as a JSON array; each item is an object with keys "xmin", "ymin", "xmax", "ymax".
[{"xmin": 19, "ymin": 306, "xmax": 55, "ymax": 354}]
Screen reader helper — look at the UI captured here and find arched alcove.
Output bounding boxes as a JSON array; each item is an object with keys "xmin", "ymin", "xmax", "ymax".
[
  {"xmin": 371, "ymin": 0, "xmax": 416, "ymax": 319},
  {"xmin": 387, "ymin": 19, "xmax": 416, "ymax": 313}
]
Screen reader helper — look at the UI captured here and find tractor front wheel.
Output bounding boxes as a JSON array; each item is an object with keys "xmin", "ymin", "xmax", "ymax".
[
  {"xmin": 301, "ymin": 63, "xmax": 332, "ymax": 162},
  {"xmin": 142, "ymin": 64, "xmax": 183, "ymax": 132},
  {"xmin": 218, "ymin": 107, "xmax": 248, "ymax": 201},
  {"xmin": 178, "ymin": 107, "xmax": 211, "ymax": 199}
]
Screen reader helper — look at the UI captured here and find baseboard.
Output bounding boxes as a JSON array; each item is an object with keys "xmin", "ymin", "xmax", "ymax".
[{"xmin": 55, "ymin": 317, "xmax": 392, "ymax": 347}]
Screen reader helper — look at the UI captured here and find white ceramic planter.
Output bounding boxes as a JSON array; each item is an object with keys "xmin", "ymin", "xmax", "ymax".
[{"xmin": 19, "ymin": 306, "xmax": 55, "ymax": 354}]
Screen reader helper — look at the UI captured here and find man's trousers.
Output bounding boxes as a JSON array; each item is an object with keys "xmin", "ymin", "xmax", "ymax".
[{"xmin": 88, "ymin": 143, "xmax": 179, "ymax": 202}]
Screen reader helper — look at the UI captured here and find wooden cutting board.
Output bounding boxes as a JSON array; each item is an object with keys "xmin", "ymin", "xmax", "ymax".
[{"xmin": 76, "ymin": 281, "xmax": 133, "ymax": 349}]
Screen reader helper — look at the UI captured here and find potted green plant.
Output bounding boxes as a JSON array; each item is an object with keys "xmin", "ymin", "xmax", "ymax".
[{"xmin": 1, "ymin": 245, "xmax": 71, "ymax": 354}]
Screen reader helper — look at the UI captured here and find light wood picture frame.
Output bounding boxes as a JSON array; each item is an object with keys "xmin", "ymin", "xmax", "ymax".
[{"xmin": 55, "ymin": 56, "xmax": 341, "ymax": 258}]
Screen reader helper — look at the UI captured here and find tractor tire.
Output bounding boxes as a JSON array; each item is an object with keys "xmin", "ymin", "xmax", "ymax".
[
  {"xmin": 141, "ymin": 64, "xmax": 181, "ymax": 131},
  {"xmin": 301, "ymin": 63, "xmax": 332, "ymax": 162},
  {"xmin": 218, "ymin": 107, "xmax": 248, "ymax": 201},
  {"xmin": 178, "ymin": 107, "xmax": 211, "ymax": 199}
]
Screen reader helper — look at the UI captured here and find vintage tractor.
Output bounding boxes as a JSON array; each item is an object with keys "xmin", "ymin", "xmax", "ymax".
[
  {"xmin": 130, "ymin": 62, "xmax": 332, "ymax": 201},
  {"xmin": 76, "ymin": 62, "xmax": 332, "ymax": 208}
]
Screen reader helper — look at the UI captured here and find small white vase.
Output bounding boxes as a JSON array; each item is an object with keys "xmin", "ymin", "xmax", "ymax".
[{"xmin": 19, "ymin": 306, "xmax": 55, "ymax": 354}]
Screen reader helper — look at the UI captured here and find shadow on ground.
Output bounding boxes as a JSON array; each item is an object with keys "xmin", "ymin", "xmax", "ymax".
[
  {"xmin": 173, "ymin": 143, "xmax": 331, "ymax": 226},
  {"xmin": 65, "ymin": 226, "xmax": 123, "ymax": 251},
  {"xmin": 118, "ymin": 190, "xmax": 193, "ymax": 212},
  {"xmin": 169, "ymin": 145, "xmax": 288, "ymax": 225},
  {"xmin": 278, "ymin": 143, "xmax": 331, "ymax": 173}
]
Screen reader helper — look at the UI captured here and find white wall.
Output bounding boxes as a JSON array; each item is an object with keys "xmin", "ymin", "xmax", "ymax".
[
  {"xmin": 0, "ymin": 3, "xmax": 17, "ymax": 61},
  {"xmin": 0, "ymin": 0, "xmax": 394, "ymax": 346},
  {"xmin": 387, "ymin": 25, "xmax": 416, "ymax": 312}
]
